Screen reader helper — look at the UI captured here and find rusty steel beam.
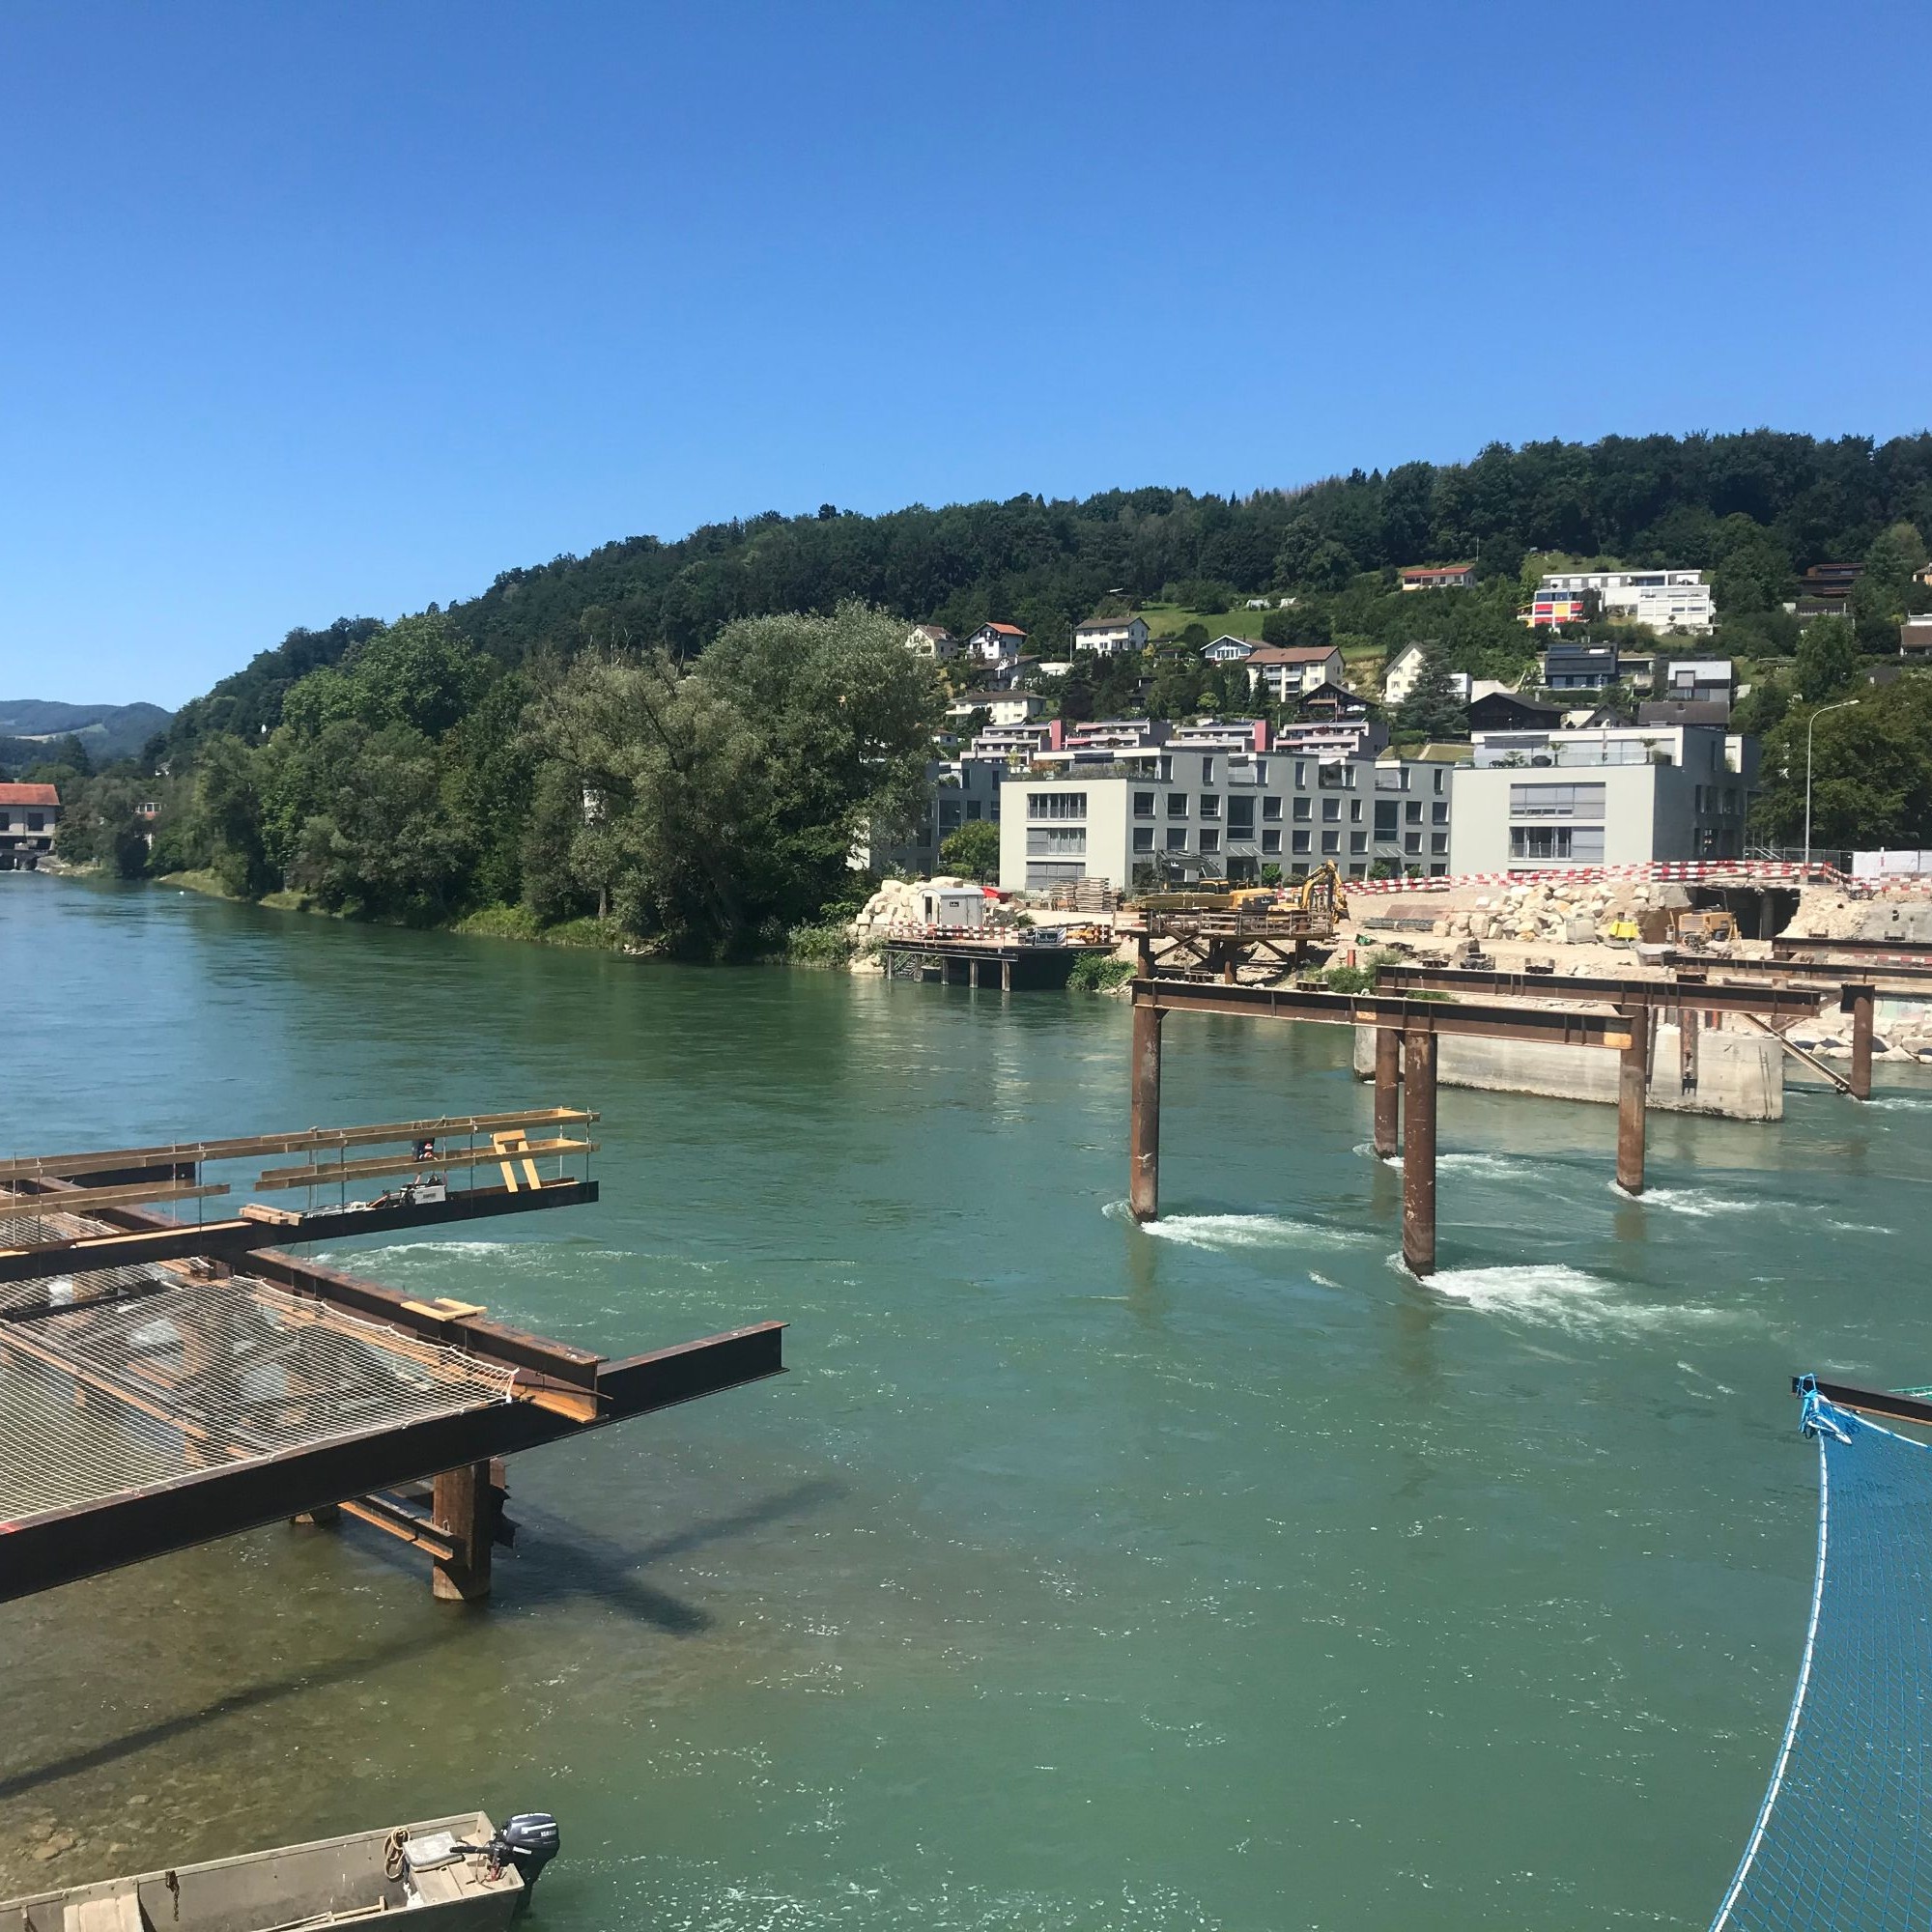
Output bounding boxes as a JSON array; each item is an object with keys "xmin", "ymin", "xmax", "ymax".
[
  {"xmin": 1673, "ymin": 951, "xmax": 1932, "ymax": 988},
  {"xmin": 0, "ymin": 1179, "xmax": 600, "ymax": 1290},
  {"xmin": 1773, "ymin": 935, "xmax": 1932, "ymax": 962},
  {"xmin": 1402, "ymin": 1029, "xmax": 1437, "ymax": 1275},
  {"xmin": 1376, "ymin": 965, "xmax": 1825, "ymax": 1018},
  {"xmin": 1131, "ymin": 978, "xmax": 1633, "ymax": 1048},
  {"xmin": 0, "ymin": 1322, "xmax": 786, "ymax": 1604},
  {"xmin": 1129, "ymin": 1001, "xmax": 1163, "ymax": 1223},
  {"xmin": 1373, "ymin": 1026, "xmax": 1401, "ymax": 1159}
]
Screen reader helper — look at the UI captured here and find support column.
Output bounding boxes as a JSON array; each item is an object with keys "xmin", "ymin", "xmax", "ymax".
[
  {"xmin": 1129, "ymin": 1000, "xmax": 1163, "ymax": 1223},
  {"xmin": 1616, "ymin": 1005, "xmax": 1647, "ymax": 1196},
  {"xmin": 431, "ymin": 1460, "xmax": 494, "ymax": 1603},
  {"xmin": 1402, "ymin": 1028, "xmax": 1437, "ymax": 1276},
  {"xmin": 1848, "ymin": 985, "xmax": 1874, "ymax": 1101},
  {"xmin": 1001, "ymin": 956, "xmax": 1012, "ymax": 993},
  {"xmin": 1373, "ymin": 1026, "xmax": 1401, "ymax": 1159}
]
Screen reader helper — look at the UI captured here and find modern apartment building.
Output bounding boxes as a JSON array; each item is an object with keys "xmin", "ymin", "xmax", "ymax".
[
  {"xmin": 998, "ymin": 750, "xmax": 1454, "ymax": 894},
  {"xmin": 1449, "ymin": 724, "xmax": 1756, "ymax": 871},
  {"xmin": 864, "ymin": 759, "xmax": 1006, "ymax": 875},
  {"xmin": 1526, "ymin": 569, "xmax": 1714, "ymax": 634}
]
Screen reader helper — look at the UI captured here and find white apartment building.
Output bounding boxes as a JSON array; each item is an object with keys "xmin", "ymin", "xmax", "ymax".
[
  {"xmin": 999, "ymin": 750, "xmax": 1454, "ymax": 894},
  {"xmin": 1533, "ymin": 569, "xmax": 1715, "ymax": 635},
  {"xmin": 1245, "ymin": 644, "xmax": 1346, "ymax": 701},
  {"xmin": 1381, "ymin": 643, "xmax": 1471, "ymax": 706},
  {"xmin": 1072, "ymin": 613, "xmax": 1150, "ymax": 655},
  {"xmin": 967, "ymin": 622, "xmax": 1028, "ymax": 665},
  {"xmin": 945, "ymin": 690, "xmax": 1045, "ymax": 727},
  {"xmin": 1449, "ymin": 724, "xmax": 1755, "ymax": 872}
]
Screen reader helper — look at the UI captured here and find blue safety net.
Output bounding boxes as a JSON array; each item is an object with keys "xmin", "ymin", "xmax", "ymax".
[{"xmin": 1711, "ymin": 1380, "xmax": 1932, "ymax": 1932}]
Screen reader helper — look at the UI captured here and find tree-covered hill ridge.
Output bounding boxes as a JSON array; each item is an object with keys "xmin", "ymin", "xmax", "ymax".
[{"xmin": 162, "ymin": 428, "xmax": 1932, "ymax": 754}]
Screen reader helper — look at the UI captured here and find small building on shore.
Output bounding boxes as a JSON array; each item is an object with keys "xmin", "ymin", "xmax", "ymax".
[{"xmin": 0, "ymin": 782, "xmax": 59, "ymax": 868}]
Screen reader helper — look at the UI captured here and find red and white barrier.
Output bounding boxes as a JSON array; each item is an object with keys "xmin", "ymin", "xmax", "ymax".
[{"xmin": 1347, "ymin": 860, "xmax": 1855, "ymax": 896}]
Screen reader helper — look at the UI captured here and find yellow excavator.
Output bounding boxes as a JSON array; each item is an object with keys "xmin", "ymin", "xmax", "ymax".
[{"xmin": 1227, "ymin": 861, "xmax": 1349, "ymax": 923}]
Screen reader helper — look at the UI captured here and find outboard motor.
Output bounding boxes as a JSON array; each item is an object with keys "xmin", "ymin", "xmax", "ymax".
[{"xmin": 497, "ymin": 1813, "xmax": 559, "ymax": 1905}]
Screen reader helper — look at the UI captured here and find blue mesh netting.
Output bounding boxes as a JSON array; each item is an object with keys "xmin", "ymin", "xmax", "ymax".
[{"xmin": 1712, "ymin": 1384, "xmax": 1932, "ymax": 1931}]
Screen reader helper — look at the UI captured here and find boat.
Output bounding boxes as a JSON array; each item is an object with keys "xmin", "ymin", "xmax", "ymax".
[{"xmin": 0, "ymin": 1811, "xmax": 559, "ymax": 1932}]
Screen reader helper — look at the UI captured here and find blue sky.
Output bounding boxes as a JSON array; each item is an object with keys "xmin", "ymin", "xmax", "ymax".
[{"xmin": 3, "ymin": 0, "xmax": 1928, "ymax": 708}]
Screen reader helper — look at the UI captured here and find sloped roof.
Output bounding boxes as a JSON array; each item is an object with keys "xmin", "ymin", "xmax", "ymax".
[
  {"xmin": 1247, "ymin": 644, "xmax": 1341, "ymax": 664},
  {"xmin": 0, "ymin": 783, "xmax": 60, "ymax": 808}
]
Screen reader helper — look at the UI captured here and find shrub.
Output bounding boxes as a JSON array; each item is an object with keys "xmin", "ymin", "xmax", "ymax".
[
  {"xmin": 786, "ymin": 919, "xmax": 856, "ymax": 967},
  {"xmin": 1067, "ymin": 952, "xmax": 1134, "ymax": 993}
]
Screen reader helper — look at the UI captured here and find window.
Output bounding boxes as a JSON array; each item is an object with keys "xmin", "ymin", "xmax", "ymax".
[
  {"xmin": 1321, "ymin": 830, "xmax": 1341, "ymax": 854},
  {"xmin": 1027, "ymin": 862, "xmax": 1085, "ymax": 889},
  {"xmin": 1429, "ymin": 863, "xmax": 1447, "ymax": 876},
  {"xmin": 939, "ymin": 802, "xmax": 963, "ymax": 829},
  {"xmin": 1404, "ymin": 832, "xmax": 1422, "ymax": 854},
  {"xmin": 1350, "ymin": 864, "xmax": 1367, "ymax": 878},
  {"xmin": 1028, "ymin": 792, "xmax": 1087, "ymax": 820},
  {"xmin": 1133, "ymin": 791, "xmax": 1155, "ymax": 818},
  {"xmin": 1510, "ymin": 824, "xmax": 1605, "ymax": 862},
  {"xmin": 1167, "ymin": 794, "xmax": 1189, "ymax": 818},
  {"xmin": 1405, "ymin": 800, "xmax": 1422, "ymax": 824},
  {"xmin": 966, "ymin": 800, "xmax": 982, "ymax": 820},
  {"xmin": 1293, "ymin": 761, "xmax": 1307, "ymax": 786},
  {"xmin": 1350, "ymin": 798, "xmax": 1363, "ymax": 822},
  {"xmin": 1201, "ymin": 830, "xmax": 1221, "ymax": 854},
  {"xmin": 1434, "ymin": 768, "xmax": 1447, "ymax": 794},
  {"xmin": 1228, "ymin": 797, "xmax": 1255, "ymax": 838},
  {"xmin": 1432, "ymin": 802, "xmax": 1448, "ymax": 824},
  {"xmin": 1293, "ymin": 797, "xmax": 1311, "ymax": 821},
  {"xmin": 1292, "ymin": 829, "xmax": 1311, "ymax": 855},
  {"xmin": 1320, "ymin": 797, "xmax": 1339, "ymax": 822},
  {"xmin": 1263, "ymin": 796, "xmax": 1283, "ymax": 821},
  {"xmin": 1133, "ymin": 827, "xmax": 1154, "ymax": 853},
  {"xmin": 1431, "ymin": 833, "xmax": 1448, "ymax": 854},
  {"xmin": 1165, "ymin": 827, "xmax": 1189, "ymax": 852},
  {"xmin": 1199, "ymin": 795, "xmax": 1220, "ymax": 819},
  {"xmin": 1508, "ymin": 781, "xmax": 1605, "ymax": 819},
  {"xmin": 1026, "ymin": 827, "xmax": 1086, "ymax": 855},
  {"xmin": 1374, "ymin": 800, "xmax": 1399, "ymax": 838},
  {"xmin": 1201, "ymin": 756, "xmax": 1215, "ymax": 783},
  {"xmin": 1262, "ymin": 829, "xmax": 1282, "ymax": 854},
  {"xmin": 1319, "ymin": 764, "xmax": 1346, "ymax": 788},
  {"xmin": 1350, "ymin": 831, "xmax": 1368, "ymax": 852},
  {"xmin": 26, "ymin": 812, "xmax": 44, "ymax": 832}
]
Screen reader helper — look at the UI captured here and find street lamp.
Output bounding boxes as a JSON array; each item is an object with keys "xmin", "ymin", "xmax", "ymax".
[{"xmin": 1804, "ymin": 697, "xmax": 1860, "ymax": 874}]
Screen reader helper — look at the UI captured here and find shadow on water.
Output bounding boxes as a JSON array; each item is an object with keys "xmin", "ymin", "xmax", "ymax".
[{"xmin": 0, "ymin": 1478, "xmax": 844, "ymax": 1804}]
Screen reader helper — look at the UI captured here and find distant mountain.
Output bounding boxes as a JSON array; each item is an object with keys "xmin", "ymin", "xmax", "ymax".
[{"xmin": 0, "ymin": 699, "xmax": 173, "ymax": 761}]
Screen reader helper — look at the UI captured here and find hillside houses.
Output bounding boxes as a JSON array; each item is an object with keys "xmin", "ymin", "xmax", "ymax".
[
  {"xmin": 1072, "ymin": 613, "xmax": 1150, "ymax": 656},
  {"xmin": 1245, "ymin": 643, "xmax": 1344, "ymax": 702}
]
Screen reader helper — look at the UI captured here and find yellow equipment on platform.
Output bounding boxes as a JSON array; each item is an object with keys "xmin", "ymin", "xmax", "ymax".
[{"xmin": 1294, "ymin": 861, "xmax": 1349, "ymax": 922}]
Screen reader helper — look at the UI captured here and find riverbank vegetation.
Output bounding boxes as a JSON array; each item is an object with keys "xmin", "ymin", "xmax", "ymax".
[{"xmin": 11, "ymin": 429, "xmax": 1932, "ymax": 929}]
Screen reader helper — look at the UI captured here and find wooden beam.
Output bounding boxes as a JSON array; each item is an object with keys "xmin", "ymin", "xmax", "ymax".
[
  {"xmin": 1402, "ymin": 1029, "xmax": 1437, "ymax": 1275},
  {"xmin": 0, "ymin": 1321, "xmax": 786, "ymax": 1604},
  {"xmin": 0, "ymin": 1179, "xmax": 599, "ymax": 1290},
  {"xmin": 254, "ymin": 1140, "xmax": 597, "ymax": 1191},
  {"xmin": 0, "ymin": 1109, "xmax": 599, "ymax": 1185},
  {"xmin": 1129, "ymin": 1001, "xmax": 1163, "ymax": 1223},
  {"xmin": 0, "ymin": 1180, "xmax": 230, "ymax": 1217},
  {"xmin": 1791, "ymin": 1376, "xmax": 1932, "ymax": 1431},
  {"xmin": 1373, "ymin": 1027, "xmax": 1401, "ymax": 1159},
  {"xmin": 1131, "ymin": 979, "xmax": 1634, "ymax": 1049}
]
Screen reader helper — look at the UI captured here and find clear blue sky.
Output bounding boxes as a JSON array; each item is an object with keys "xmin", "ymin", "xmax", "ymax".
[{"xmin": 3, "ymin": 0, "xmax": 1928, "ymax": 708}]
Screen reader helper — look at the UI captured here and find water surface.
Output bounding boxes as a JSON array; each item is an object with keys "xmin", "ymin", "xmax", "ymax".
[{"xmin": 3, "ymin": 874, "xmax": 1922, "ymax": 1929}]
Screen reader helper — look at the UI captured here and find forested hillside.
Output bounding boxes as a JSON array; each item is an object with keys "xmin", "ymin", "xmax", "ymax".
[{"xmin": 14, "ymin": 428, "xmax": 1932, "ymax": 933}]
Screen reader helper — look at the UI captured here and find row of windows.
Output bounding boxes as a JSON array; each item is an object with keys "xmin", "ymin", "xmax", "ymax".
[
  {"xmin": 1507, "ymin": 782, "xmax": 1605, "ymax": 820},
  {"xmin": 1510, "ymin": 825, "xmax": 1606, "ymax": 862},
  {"xmin": 1133, "ymin": 828, "xmax": 1451, "ymax": 858},
  {"xmin": 1027, "ymin": 792, "xmax": 1087, "ymax": 820}
]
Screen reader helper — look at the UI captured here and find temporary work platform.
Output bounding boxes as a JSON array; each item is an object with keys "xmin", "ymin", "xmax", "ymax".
[
  {"xmin": 1125, "ymin": 980, "xmax": 1634, "ymax": 1276},
  {"xmin": 0, "ymin": 1109, "xmax": 784, "ymax": 1605}
]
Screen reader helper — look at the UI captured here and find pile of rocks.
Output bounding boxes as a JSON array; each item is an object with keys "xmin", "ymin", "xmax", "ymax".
[
  {"xmin": 847, "ymin": 876, "xmax": 978, "ymax": 936},
  {"xmin": 1418, "ymin": 877, "xmax": 1690, "ymax": 946},
  {"xmin": 1781, "ymin": 884, "xmax": 1932, "ymax": 944}
]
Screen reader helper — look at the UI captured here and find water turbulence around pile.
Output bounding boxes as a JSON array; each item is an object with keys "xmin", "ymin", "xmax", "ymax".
[{"xmin": 1710, "ymin": 1382, "xmax": 1932, "ymax": 1932}]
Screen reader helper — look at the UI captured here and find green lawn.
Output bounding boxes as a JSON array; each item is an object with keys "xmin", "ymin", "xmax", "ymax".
[{"xmin": 1136, "ymin": 601, "xmax": 1277, "ymax": 642}]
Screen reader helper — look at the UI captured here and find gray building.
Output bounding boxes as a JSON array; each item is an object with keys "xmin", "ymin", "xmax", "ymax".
[
  {"xmin": 1448, "ymin": 724, "xmax": 1756, "ymax": 873},
  {"xmin": 863, "ymin": 758, "xmax": 1005, "ymax": 876},
  {"xmin": 998, "ymin": 751, "xmax": 1454, "ymax": 895}
]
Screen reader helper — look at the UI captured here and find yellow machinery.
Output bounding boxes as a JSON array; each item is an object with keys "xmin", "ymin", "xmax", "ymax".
[{"xmin": 1294, "ymin": 861, "xmax": 1349, "ymax": 923}]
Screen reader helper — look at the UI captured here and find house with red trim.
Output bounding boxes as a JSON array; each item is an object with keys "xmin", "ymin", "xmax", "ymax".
[{"xmin": 0, "ymin": 782, "xmax": 60, "ymax": 868}]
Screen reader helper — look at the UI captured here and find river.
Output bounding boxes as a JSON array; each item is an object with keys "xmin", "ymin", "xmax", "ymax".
[{"xmin": 2, "ymin": 873, "xmax": 1924, "ymax": 1929}]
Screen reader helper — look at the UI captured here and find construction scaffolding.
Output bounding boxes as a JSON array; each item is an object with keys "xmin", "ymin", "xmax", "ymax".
[{"xmin": 0, "ymin": 1109, "xmax": 785, "ymax": 1605}]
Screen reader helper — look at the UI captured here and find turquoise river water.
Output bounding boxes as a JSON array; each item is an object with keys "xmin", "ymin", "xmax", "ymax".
[{"xmin": 2, "ymin": 873, "xmax": 1927, "ymax": 1929}]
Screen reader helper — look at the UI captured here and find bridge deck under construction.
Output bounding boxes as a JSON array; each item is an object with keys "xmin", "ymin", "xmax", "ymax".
[{"xmin": 0, "ymin": 1109, "xmax": 784, "ymax": 1605}]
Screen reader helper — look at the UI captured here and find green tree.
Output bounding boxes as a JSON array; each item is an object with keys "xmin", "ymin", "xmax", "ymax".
[
  {"xmin": 1755, "ymin": 681, "xmax": 1932, "ymax": 847},
  {"xmin": 1394, "ymin": 646, "xmax": 1467, "ymax": 740},
  {"xmin": 1794, "ymin": 616, "xmax": 1862, "ymax": 701},
  {"xmin": 939, "ymin": 820, "xmax": 1000, "ymax": 881}
]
